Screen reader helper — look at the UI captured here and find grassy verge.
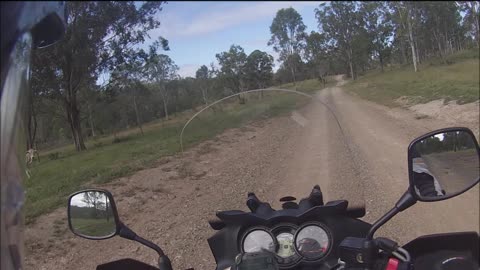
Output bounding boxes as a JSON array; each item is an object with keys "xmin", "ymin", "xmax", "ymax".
[
  {"xmin": 344, "ymin": 49, "xmax": 480, "ymax": 106},
  {"xmin": 276, "ymin": 77, "xmax": 335, "ymax": 93},
  {"xmin": 70, "ymin": 218, "xmax": 116, "ymax": 237},
  {"xmin": 26, "ymin": 79, "xmax": 327, "ymax": 223}
]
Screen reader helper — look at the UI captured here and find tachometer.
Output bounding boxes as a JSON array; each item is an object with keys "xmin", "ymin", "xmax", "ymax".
[
  {"xmin": 242, "ymin": 229, "xmax": 275, "ymax": 253},
  {"xmin": 294, "ymin": 224, "xmax": 331, "ymax": 260}
]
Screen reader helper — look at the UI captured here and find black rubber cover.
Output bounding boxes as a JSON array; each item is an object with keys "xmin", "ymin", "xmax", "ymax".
[{"xmin": 402, "ymin": 231, "xmax": 480, "ymax": 270}]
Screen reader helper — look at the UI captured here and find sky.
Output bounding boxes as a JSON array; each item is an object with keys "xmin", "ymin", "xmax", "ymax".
[{"xmin": 144, "ymin": 1, "xmax": 322, "ymax": 78}]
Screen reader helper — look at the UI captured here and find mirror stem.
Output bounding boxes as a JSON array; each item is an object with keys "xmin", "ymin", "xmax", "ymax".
[
  {"xmin": 118, "ymin": 222, "xmax": 165, "ymax": 256},
  {"xmin": 118, "ymin": 223, "xmax": 172, "ymax": 270},
  {"xmin": 366, "ymin": 207, "xmax": 398, "ymax": 240},
  {"xmin": 135, "ymin": 235, "xmax": 166, "ymax": 257},
  {"xmin": 366, "ymin": 191, "xmax": 416, "ymax": 240}
]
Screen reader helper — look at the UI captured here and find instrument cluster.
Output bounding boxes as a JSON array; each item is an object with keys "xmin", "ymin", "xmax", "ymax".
[{"xmin": 240, "ymin": 222, "xmax": 332, "ymax": 268}]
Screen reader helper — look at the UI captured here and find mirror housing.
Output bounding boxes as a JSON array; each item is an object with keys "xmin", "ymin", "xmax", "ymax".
[
  {"xmin": 67, "ymin": 189, "xmax": 121, "ymax": 240},
  {"xmin": 408, "ymin": 127, "xmax": 480, "ymax": 202},
  {"xmin": 67, "ymin": 188, "xmax": 172, "ymax": 270},
  {"xmin": 368, "ymin": 127, "xmax": 479, "ymax": 240}
]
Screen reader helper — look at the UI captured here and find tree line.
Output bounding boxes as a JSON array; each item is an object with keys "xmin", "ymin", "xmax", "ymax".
[{"xmin": 29, "ymin": 1, "xmax": 479, "ymax": 152}]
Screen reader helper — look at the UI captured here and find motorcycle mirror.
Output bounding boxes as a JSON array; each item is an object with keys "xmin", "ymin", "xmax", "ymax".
[
  {"xmin": 367, "ymin": 127, "xmax": 479, "ymax": 240},
  {"xmin": 68, "ymin": 189, "xmax": 173, "ymax": 270},
  {"xmin": 67, "ymin": 189, "xmax": 120, "ymax": 240},
  {"xmin": 408, "ymin": 127, "xmax": 480, "ymax": 202}
]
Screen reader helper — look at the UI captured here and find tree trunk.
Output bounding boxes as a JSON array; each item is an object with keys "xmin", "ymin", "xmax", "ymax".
[
  {"xmin": 379, "ymin": 53, "xmax": 384, "ymax": 72},
  {"xmin": 26, "ymin": 92, "xmax": 37, "ymax": 150},
  {"xmin": 406, "ymin": 8, "xmax": 418, "ymax": 72},
  {"xmin": 290, "ymin": 65, "xmax": 297, "ymax": 88},
  {"xmin": 433, "ymin": 31, "xmax": 447, "ymax": 64},
  {"xmin": 349, "ymin": 60, "xmax": 354, "ymax": 80},
  {"xmin": 88, "ymin": 103, "xmax": 96, "ymax": 137},
  {"xmin": 473, "ymin": 2, "xmax": 480, "ymax": 47},
  {"xmin": 66, "ymin": 100, "xmax": 87, "ymax": 151},
  {"xmin": 348, "ymin": 47, "xmax": 355, "ymax": 80},
  {"xmin": 201, "ymin": 87, "xmax": 208, "ymax": 106},
  {"xmin": 64, "ymin": 57, "xmax": 86, "ymax": 151},
  {"xmin": 133, "ymin": 91, "xmax": 144, "ymax": 135},
  {"xmin": 415, "ymin": 39, "xmax": 421, "ymax": 64},
  {"xmin": 163, "ymin": 98, "xmax": 169, "ymax": 120},
  {"xmin": 160, "ymin": 85, "xmax": 169, "ymax": 120},
  {"xmin": 400, "ymin": 38, "xmax": 408, "ymax": 64}
]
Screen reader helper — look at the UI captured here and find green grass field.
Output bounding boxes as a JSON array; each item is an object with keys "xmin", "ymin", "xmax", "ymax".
[
  {"xmin": 344, "ymin": 49, "xmax": 480, "ymax": 106},
  {"xmin": 26, "ymin": 79, "xmax": 328, "ymax": 223},
  {"xmin": 70, "ymin": 217, "xmax": 116, "ymax": 237}
]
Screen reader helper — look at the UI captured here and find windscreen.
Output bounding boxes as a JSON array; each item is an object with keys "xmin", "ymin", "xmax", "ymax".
[{"xmin": 179, "ymin": 81, "xmax": 365, "ymax": 210}]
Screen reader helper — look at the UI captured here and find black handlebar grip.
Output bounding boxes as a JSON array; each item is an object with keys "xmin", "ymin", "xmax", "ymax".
[
  {"xmin": 309, "ymin": 185, "xmax": 324, "ymax": 206},
  {"xmin": 158, "ymin": 256, "xmax": 173, "ymax": 270},
  {"xmin": 247, "ymin": 193, "xmax": 260, "ymax": 212}
]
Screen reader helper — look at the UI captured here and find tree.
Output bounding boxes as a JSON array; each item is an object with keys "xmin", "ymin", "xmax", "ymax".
[
  {"xmin": 391, "ymin": 1, "xmax": 419, "ymax": 72},
  {"xmin": 31, "ymin": 1, "xmax": 168, "ymax": 151},
  {"xmin": 195, "ymin": 65, "xmax": 210, "ymax": 105},
  {"xmin": 268, "ymin": 8, "xmax": 306, "ymax": 86},
  {"xmin": 144, "ymin": 54, "xmax": 179, "ymax": 120},
  {"xmin": 245, "ymin": 50, "xmax": 274, "ymax": 90},
  {"xmin": 414, "ymin": 2, "xmax": 462, "ymax": 64},
  {"xmin": 304, "ymin": 31, "xmax": 331, "ymax": 83},
  {"xmin": 81, "ymin": 191, "xmax": 108, "ymax": 219},
  {"xmin": 304, "ymin": 31, "xmax": 328, "ymax": 63},
  {"xmin": 361, "ymin": 2, "xmax": 393, "ymax": 71},
  {"xmin": 216, "ymin": 45, "xmax": 247, "ymax": 102},
  {"xmin": 459, "ymin": 1, "xmax": 480, "ymax": 47},
  {"xmin": 108, "ymin": 52, "xmax": 150, "ymax": 135},
  {"xmin": 316, "ymin": 2, "xmax": 364, "ymax": 79}
]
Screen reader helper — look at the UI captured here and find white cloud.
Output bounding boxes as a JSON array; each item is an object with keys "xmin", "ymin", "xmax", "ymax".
[{"xmin": 154, "ymin": 1, "xmax": 320, "ymax": 39}]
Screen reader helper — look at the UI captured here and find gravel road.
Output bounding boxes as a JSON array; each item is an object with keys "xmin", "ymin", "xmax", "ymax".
[{"xmin": 25, "ymin": 76, "xmax": 479, "ymax": 270}]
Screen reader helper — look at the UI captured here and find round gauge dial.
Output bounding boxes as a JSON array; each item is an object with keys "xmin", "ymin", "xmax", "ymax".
[
  {"xmin": 295, "ymin": 224, "xmax": 331, "ymax": 260},
  {"xmin": 276, "ymin": 232, "xmax": 295, "ymax": 258},
  {"xmin": 242, "ymin": 229, "xmax": 275, "ymax": 253},
  {"xmin": 272, "ymin": 224, "xmax": 301, "ymax": 266}
]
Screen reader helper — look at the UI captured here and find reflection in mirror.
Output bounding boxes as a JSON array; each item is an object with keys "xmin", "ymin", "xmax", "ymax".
[
  {"xmin": 411, "ymin": 131, "xmax": 479, "ymax": 200},
  {"xmin": 69, "ymin": 191, "xmax": 117, "ymax": 238}
]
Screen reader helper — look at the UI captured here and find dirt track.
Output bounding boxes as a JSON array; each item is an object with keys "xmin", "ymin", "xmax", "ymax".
[{"xmin": 25, "ymin": 76, "xmax": 479, "ymax": 270}]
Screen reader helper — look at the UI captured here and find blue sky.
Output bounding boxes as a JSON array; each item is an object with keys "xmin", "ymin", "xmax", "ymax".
[{"xmin": 145, "ymin": 1, "xmax": 322, "ymax": 78}]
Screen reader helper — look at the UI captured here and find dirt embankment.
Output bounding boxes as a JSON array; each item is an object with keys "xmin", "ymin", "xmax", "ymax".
[{"xmin": 398, "ymin": 98, "xmax": 479, "ymax": 138}]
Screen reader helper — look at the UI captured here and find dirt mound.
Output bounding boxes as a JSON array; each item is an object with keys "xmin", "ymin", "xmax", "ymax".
[{"xmin": 409, "ymin": 99, "xmax": 479, "ymax": 136}]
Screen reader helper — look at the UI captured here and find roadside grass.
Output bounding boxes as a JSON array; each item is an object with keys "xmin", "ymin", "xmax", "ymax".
[
  {"xmin": 344, "ymin": 49, "xmax": 480, "ymax": 106},
  {"xmin": 70, "ymin": 218, "xmax": 116, "ymax": 237},
  {"xmin": 26, "ymin": 79, "xmax": 328, "ymax": 223}
]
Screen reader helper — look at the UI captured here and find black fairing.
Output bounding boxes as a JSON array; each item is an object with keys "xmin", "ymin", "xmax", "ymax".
[
  {"xmin": 402, "ymin": 231, "xmax": 480, "ymax": 269},
  {"xmin": 96, "ymin": 258, "xmax": 159, "ymax": 270},
  {"xmin": 208, "ymin": 200, "xmax": 372, "ymax": 270}
]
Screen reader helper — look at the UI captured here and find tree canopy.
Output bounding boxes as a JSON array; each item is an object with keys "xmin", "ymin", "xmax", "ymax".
[{"xmin": 29, "ymin": 2, "xmax": 478, "ymax": 151}]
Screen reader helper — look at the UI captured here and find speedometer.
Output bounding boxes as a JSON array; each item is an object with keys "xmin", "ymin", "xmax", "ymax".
[
  {"xmin": 276, "ymin": 232, "xmax": 295, "ymax": 258},
  {"xmin": 294, "ymin": 224, "xmax": 331, "ymax": 260},
  {"xmin": 242, "ymin": 229, "xmax": 275, "ymax": 253},
  {"xmin": 272, "ymin": 224, "xmax": 301, "ymax": 266}
]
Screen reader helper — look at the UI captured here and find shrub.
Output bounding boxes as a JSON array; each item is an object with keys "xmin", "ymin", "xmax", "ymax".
[{"xmin": 48, "ymin": 152, "xmax": 60, "ymax": 160}]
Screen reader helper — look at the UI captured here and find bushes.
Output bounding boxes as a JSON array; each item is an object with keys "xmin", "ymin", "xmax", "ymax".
[{"xmin": 48, "ymin": 152, "xmax": 60, "ymax": 160}]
